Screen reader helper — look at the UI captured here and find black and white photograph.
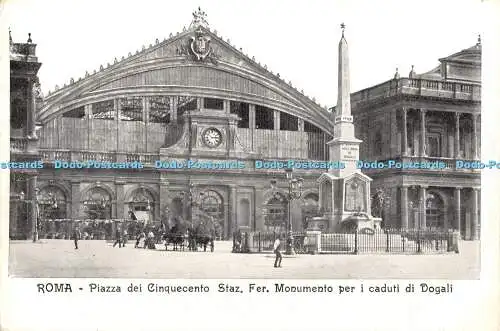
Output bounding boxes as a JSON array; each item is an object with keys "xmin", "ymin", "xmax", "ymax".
[
  {"xmin": 5, "ymin": 0, "xmax": 486, "ymax": 279},
  {"xmin": 1, "ymin": 0, "xmax": 499, "ymax": 330}
]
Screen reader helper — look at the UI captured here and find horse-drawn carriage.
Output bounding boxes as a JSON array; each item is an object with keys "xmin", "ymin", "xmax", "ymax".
[{"xmin": 134, "ymin": 216, "xmax": 216, "ymax": 252}]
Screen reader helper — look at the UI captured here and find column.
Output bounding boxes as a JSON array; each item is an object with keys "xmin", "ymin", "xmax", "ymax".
[
  {"xmin": 224, "ymin": 100, "xmax": 230, "ymax": 114},
  {"xmin": 274, "ymin": 110, "xmax": 280, "ymax": 131},
  {"xmin": 143, "ymin": 97, "xmax": 149, "ymax": 123},
  {"xmin": 228, "ymin": 185, "xmax": 237, "ymax": 237},
  {"xmin": 400, "ymin": 185, "xmax": 408, "ymax": 229},
  {"xmin": 419, "ymin": 109, "xmax": 426, "ymax": 157},
  {"xmin": 28, "ymin": 175, "xmax": 37, "ymax": 240},
  {"xmin": 402, "ymin": 108, "xmax": 408, "ymax": 157},
  {"xmin": 418, "ymin": 185, "xmax": 427, "ymax": 228},
  {"xmin": 115, "ymin": 98, "xmax": 120, "ymax": 152},
  {"xmin": 249, "ymin": 104, "xmax": 256, "ymax": 150},
  {"xmin": 115, "ymin": 181, "xmax": 125, "ymax": 219},
  {"xmin": 85, "ymin": 104, "xmax": 92, "ymax": 150},
  {"xmin": 197, "ymin": 97, "xmax": 203, "ymax": 110},
  {"xmin": 27, "ymin": 77, "xmax": 36, "ymax": 137},
  {"xmin": 143, "ymin": 97, "xmax": 149, "ymax": 152},
  {"xmin": 70, "ymin": 181, "xmax": 81, "ymax": 219},
  {"xmin": 471, "ymin": 187, "xmax": 479, "ymax": 240},
  {"xmin": 454, "ymin": 187, "xmax": 461, "ymax": 233},
  {"xmin": 298, "ymin": 118, "xmax": 305, "ymax": 159},
  {"xmin": 472, "ymin": 114, "xmax": 479, "ymax": 160},
  {"xmin": 170, "ymin": 96, "xmax": 178, "ymax": 122},
  {"xmin": 454, "ymin": 112, "xmax": 461, "ymax": 158}
]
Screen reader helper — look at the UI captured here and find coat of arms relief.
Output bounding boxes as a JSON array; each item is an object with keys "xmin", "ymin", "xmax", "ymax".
[{"xmin": 176, "ymin": 8, "xmax": 220, "ymax": 64}]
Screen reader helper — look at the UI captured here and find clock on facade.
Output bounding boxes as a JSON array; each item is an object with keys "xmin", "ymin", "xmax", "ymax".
[{"xmin": 202, "ymin": 128, "xmax": 223, "ymax": 147}]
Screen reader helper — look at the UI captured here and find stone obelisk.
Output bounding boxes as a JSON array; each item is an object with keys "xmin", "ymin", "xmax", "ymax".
[
  {"xmin": 328, "ymin": 23, "xmax": 362, "ymax": 177},
  {"xmin": 317, "ymin": 24, "xmax": 376, "ymax": 232}
]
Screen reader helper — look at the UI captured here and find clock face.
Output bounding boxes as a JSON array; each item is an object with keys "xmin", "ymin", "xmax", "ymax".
[{"xmin": 202, "ymin": 128, "xmax": 223, "ymax": 148}]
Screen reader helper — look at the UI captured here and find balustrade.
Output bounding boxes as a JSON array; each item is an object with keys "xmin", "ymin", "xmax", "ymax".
[{"xmin": 351, "ymin": 78, "xmax": 480, "ymax": 106}]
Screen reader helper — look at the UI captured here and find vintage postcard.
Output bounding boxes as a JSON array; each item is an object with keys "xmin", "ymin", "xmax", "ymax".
[{"xmin": 1, "ymin": 0, "xmax": 498, "ymax": 330}]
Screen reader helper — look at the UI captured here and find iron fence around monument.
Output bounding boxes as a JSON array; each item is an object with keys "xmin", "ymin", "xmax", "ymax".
[{"xmin": 233, "ymin": 228, "xmax": 458, "ymax": 254}]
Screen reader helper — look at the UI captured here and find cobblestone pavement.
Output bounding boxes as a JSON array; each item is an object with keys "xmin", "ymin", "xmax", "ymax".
[{"xmin": 8, "ymin": 239, "xmax": 480, "ymax": 279}]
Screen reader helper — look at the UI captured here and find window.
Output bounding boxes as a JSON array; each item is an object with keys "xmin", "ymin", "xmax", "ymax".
[
  {"xmin": 230, "ymin": 101, "xmax": 249, "ymax": 128},
  {"xmin": 149, "ymin": 96, "xmax": 171, "ymax": 123},
  {"xmin": 119, "ymin": 97, "xmax": 143, "ymax": 121},
  {"xmin": 92, "ymin": 100, "xmax": 115, "ymax": 120},
  {"xmin": 255, "ymin": 105, "xmax": 274, "ymax": 130},
  {"xmin": 10, "ymin": 79, "xmax": 27, "ymax": 129},
  {"xmin": 373, "ymin": 131, "xmax": 382, "ymax": 157},
  {"xmin": 279, "ymin": 112, "xmax": 298, "ymax": 131},
  {"xmin": 63, "ymin": 107, "xmax": 85, "ymax": 118},
  {"xmin": 204, "ymin": 98, "xmax": 224, "ymax": 110},
  {"xmin": 427, "ymin": 134, "xmax": 441, "ymax": 157},
  {"xmin": 304, "ymin": 121, "xmax": 331, "ymax": 161}
]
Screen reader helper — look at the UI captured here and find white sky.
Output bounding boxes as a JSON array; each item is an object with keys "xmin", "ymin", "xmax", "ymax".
[{"xmin": 2, "ymin": 0, "xmax": 485, "ymax": 107}]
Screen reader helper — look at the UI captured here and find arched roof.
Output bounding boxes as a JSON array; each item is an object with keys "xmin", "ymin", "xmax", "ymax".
[{"xmin": 38, "ymin": 24, "xmax": 334, "ymax": 134}]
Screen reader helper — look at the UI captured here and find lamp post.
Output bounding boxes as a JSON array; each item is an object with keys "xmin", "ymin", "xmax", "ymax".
[
  {"xmin": 180, "ymin": 183, "xmax": 205, "ymax": 225},
  {"xmin": 270, "ymin": 168, "xmax": 304, "ymax": 255}
]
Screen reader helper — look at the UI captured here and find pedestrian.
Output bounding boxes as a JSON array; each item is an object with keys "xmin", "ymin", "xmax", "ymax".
[
  {"xmin": 113, "ymin": 228, "xmax": 122, "ymax": 248},
  {"xmin": 122, "ymin": 229, "xmax": 128, "ymax": 247},
  {"xmin": 273, "ymin": 237, "xmax": 282, "ymax": 268},
  {"xmin": 72, "ymin": 226, "xmax": 81, "ymax": 250}
]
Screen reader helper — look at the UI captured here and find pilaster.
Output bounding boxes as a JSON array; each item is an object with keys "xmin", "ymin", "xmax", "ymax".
[
  {"xmin": 402, "ymin": 108, "xmax": 408, "ymax": 157},
  {"xmin": 400, "ymin": 185, "xmax": 408, "ymax": 229},
  {"xmin": 419, "ymin": 109, "xmax": 426, "ymax": 157}
]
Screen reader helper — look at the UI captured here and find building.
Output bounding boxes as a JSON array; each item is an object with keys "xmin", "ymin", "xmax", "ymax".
[
  {"xmin": 9, "ymin": 31, "xmax": 43, "ymax": 239},
  {"xmin": 10, "ymin": 9, "xmax": 481, "ymax": 241},
  {"xmin": 349, "ymin": 38, "xmax": 481, "ymax": 240},
  {"xmin": 23, "ymin": 9, "xmax": 334, "ymax": 240}
]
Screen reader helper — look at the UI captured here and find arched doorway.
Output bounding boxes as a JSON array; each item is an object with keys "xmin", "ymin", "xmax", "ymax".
[
  {"xmin": 426, "ymin": 192, "xmax": 445, "ymax": 229},
  {"xmin": 200, "ymin": 190, "xmax": 224, "ymax": 239},
  {"xmin": 301, "ymin": 193, "xmax": 319, "ymax": 230},
  {"xmin": 263, "ymin": 193, "xmax": 287, "ymax": 232},
  {"xmin": 39, "ymin": 186, "xmax": 67, "ymax": 220},
  {"xmin": 127, "ymin": 188, "xmax": 155, "ymax": 225},
  {"xmin": 38, "ymin": 186, "xmax": 68, "ymax": 238},
  {"xmin": 82, "ymin": 187, "xmax": 112, "ymax": 239}
]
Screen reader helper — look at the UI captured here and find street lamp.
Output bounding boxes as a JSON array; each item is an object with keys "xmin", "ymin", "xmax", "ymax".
[
  {"xmin": 270, "ymin": 168, "xmax": 304, "ymax": 255},
  {"xmin": 180, "ymin": 183, "xmax": 205, "ymax": 225}
]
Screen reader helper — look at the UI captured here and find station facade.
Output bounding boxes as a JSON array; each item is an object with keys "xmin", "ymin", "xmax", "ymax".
[{"xmin": 9, "ymin": 9, "xmax": 481, "ymax": 240}]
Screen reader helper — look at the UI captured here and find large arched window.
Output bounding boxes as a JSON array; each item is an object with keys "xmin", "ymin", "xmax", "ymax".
[
  {"xmin": 38, "ymin": 186, "xmax": 67, "ymax": 220},
  {"xmin": 82, "ymin": 187, "xmax": 112, "ymax": 219},
  {"xmin": 426, "ymin": 193, "xmax": 444, "ymax": 229},
  {"xmin": 263, "ymin": 193, "xmax": 287, "ymax": 231},
  {"xmin": 200, "ymin": 190, "xmax": 224, "ymax": 237},
  {"xmin": 127, "ymin": 188, "xmax": 155, "ymax": 223}
]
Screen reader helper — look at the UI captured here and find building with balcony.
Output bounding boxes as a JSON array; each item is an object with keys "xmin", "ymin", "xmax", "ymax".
[
  {"xmin": 9, "ymin": 31, "xmax": 43, "ymax": 239},
  {"xmin": 28, "ymin": 9, "xmax": 332, "ymax": 239},
  {"xmin": 348, "ymin": 38, "xmax": 481, "ymax": 240}
]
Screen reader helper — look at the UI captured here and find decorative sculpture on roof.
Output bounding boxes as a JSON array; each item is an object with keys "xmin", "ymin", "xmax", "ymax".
[
  {"xmin": 190, "ymin": 7, "xmax": 208, "ymax": 28},
  {"xmin": 176, "ymin": 27, "xmax": 220, "ymax": 64}
]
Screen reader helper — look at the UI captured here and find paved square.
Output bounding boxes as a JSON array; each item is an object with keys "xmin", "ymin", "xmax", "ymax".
[{"xmin": 9, "ymin": 240, "xmax": 480, "ymax": 279}]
